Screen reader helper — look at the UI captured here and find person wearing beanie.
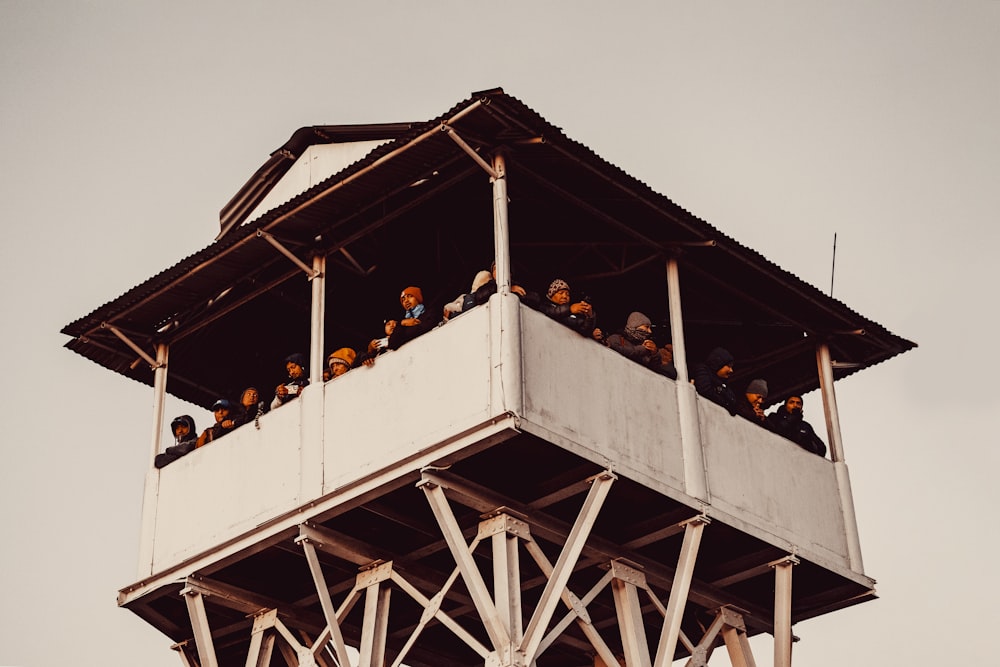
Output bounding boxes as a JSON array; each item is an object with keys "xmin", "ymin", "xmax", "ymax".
[
  {"xmin": 272, "ymin": 352, "xmax": 310, "ymax": 409},
  {"xmin": 605, "ymin": 311, "xmax": 677, "ymax": 379},
  {"xmin": 363, "ymin": 285, "xmax": 437, "ymax": 367},
  {"xmin": 736, "ymin": 378, "xmax": 769, "ymax": 425},
  {"xmin": 535, "ymin": 278, "xmax": 598, "ymax": 337},
  {"xmin": 197, "ymin": 399, "xmax": 238, "ymax": 447},
  {"xmin": 766, "ymin": 395, "xmax": 827, "ymax": 457},
  {"xmin": 154, "ymin": 415, "xmax": 198, "ymax": 468},
  {"xmin": 387, "ymin": 285, "xmax": 435, "ymax": 350},
  {"xmin": 326, "ymin": 347, "xmax": 356, "ymax": 380},
  {"xmin": 691, "ymin": 347, "xmax": 738, "ymax": 414}
]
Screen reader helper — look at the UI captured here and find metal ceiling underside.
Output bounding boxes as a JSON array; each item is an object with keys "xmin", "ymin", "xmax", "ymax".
[{"xmin": 62, "ymin": 88, "xmax": 915, "ymax": 409}]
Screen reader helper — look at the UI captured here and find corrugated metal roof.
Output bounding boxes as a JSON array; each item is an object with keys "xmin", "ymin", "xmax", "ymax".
[{"xmin": 62, "ymin": 88, "xmax": 914, "ymax": 408}]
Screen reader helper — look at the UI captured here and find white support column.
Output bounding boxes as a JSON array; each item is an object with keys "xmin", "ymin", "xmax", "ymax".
[
  {"xmin": 488, "ymin": 519, "xmax": 524, "ymax": 645},
  {"xmin": 771, "ymin": 557, "xmax": 798, "ymax": 667},
  {"xmin": 521, "ymin": 472, "xmax": 616, "ymax": 665},
  {"xmin": 815, "ymin": 343, "xmax": 845, "ymax": 462},
  {"xmin": 182, "ymin": 588, "xmax": 219, "ymax": 667},
  {"xmin": 149, "ymin": 342, "xmax": 169, "ymax": 466},
  {"xmin": 309, "ymin": 254, "xmax": 326, "ymax": 386},
  {"xmin": 611, "ymin": 577, "xmax": 652, "ymax": 667},
  {"xmin": 245, "ymin": 610, "xmax": 278, "ymax": 667},
  {"xmin": 492, "ymin": 152, "xmax": 511, "ymax": 296},
  {"xmin": 665, "ymin": 257, "xmax": 689, "ymax": 385},
  {"xmin": 816, "ymin": 343, "xmax": 864, "ymax": 571},
  {"xmin": 652, "ymin": 517, "xmax": 708, "ymax": 667},
  {"xmin": 721, "ymin": 624, "xmax": 757, "ymax": 667},
  {"xmin": 666, "ymin": 258, "xmax": 708, "ymax": 501},
  {"xmin": 358, "ymin": 581, "xmax": 391, "ymax": 667}
]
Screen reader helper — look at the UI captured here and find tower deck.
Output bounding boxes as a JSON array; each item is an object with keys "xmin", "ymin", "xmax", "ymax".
[{"xmin": 120, "ymin": 302, "xmax": 873, "ymax": 666}]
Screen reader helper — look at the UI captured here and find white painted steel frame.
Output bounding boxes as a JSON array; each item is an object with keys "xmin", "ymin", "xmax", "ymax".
[
  {"xmin": 667, "ymin": 257, "xmax": 708, "ymax": 501},
  {"xmin": 817, "ymin": 342, "xmax": 864, "ymax": 572},
  {"xmin": 166, "ymin": 481, "xmax": 804, "ymax": 667}
]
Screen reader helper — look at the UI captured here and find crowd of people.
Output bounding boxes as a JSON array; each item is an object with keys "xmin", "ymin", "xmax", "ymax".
[{"xmin": 155, "ymin": 266, "xmax": 826, "ymax": 468}]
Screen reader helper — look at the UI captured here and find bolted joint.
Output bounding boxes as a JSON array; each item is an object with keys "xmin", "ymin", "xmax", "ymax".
[{"xmin": 608, "ymin": 559, "xmax": 648, "ymax": 590}]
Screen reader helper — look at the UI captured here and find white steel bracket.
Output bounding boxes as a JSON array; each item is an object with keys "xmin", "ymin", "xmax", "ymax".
[
  {"xmin": 441, "ymin": 125, "xmax": 500, "ymax": 179},
  {"xmin": 103, "ymin": 322, "xmax": 162, "ymax": 369},
  {"xmin": 257, "ymin": 230, "xmax": 322, "ymax": 280}
]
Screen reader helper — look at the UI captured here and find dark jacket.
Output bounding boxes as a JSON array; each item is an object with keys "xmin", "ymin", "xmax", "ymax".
[
  {"xmin": 535, "ymin": 299, "xmax": 597, "ymax": 336},
  {"xmin": 735, "ymin": 395, "xmax": 767, "ymax": 425},
  {"xmin": 692, "ymin": 347, "xmax": 737, "ymax": 414},
  {"xmin": 766, "ymin": 408, "xmax": 827, "ymax": 457},
  {"xmin": 388, "ymin": 304, "xmax": 437, "ymax": 350},
  {"xmin": 154, "ymin": 415, "xmax": 198, "ymax": 469},
  {"xmin": 606, "ymin": 332, "xmax": 676, "ymax": 379},
  {"xmin": 235, "ymin": 401, "xmax": 267, "ymax": 428}
]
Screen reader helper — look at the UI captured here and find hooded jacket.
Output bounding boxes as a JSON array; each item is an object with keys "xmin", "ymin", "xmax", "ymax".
[
  {"xmin": 606, "ymin": 312, "xmax": 676, "ymax": 378},
  {"xmin": 154, "ymin": 415, "xmax": 198, "ymax": 469},
  {"xmin": 692, "ymin": 347, "xmax": 738, "ymax": 414}
]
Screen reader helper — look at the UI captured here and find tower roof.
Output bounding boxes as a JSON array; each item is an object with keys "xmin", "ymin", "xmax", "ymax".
[{"xmin": 62, "ymin": 88, "xmax": 914, "ymax": 408}]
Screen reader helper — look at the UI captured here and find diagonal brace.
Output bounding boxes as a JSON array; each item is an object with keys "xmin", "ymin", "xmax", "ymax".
[
  {"xmin": 521, "ymin": 471, "xmax": 616, "ymax": 664},
  {"xmin": 419, "ymin": 478, "xmax": 511, "ymax": 653},
  {"xmin": 257, "ymin": 230, "xmax": 321, "ymax": 279}
]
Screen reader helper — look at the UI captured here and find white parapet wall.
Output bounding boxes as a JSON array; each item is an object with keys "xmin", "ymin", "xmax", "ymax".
[
  {"xmin": 699, "ymin": 400, "xmax": 850, "ymax": 567},
  {"xmin": 519, "ymin": 305, "xmax": 854, "ymax": 572},
  {"xmin": 144, "ymin": 303, "xmax": 502, "ymax": 575},
  {"xmin": 142, "ymin": 300, "xmax": 857, "ymax": 578},
  {"xmin": 519, "ymin": 306, "xmax": 686, "ymax": 494}
]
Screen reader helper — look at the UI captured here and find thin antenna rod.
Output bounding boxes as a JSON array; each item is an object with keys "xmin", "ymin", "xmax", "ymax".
[{"xmin": 829, "ymin": 232, "xmax": 838, "ymax": 297}]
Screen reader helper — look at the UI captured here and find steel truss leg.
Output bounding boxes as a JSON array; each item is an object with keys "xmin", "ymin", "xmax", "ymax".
[
  {"xmin": 609, "ymin": 562, "xmax": 652, "ymax": 667},
  {"xmin": 357, "ymin": 564, "xmax": 393, "ymax": 667},
  {"xmin": 246, "ymin": 610, "xmax": 278, "ymax": 667},
  {"xmin": 652, "ymin": 516, "xmax": 709, "ymax": 667},
  {"xmin": 181, "ymin": 588, "xmax": 220, "ymax": 667},
  {"xmin": 525, "ymin": 546, "xmax": 618, "ymax": 667},
  {"xmin": 681, "ymin": 607, "xmax": 756, "ymax": 667},
  {"xmin": 521, "ymin": 472, "xmax": 616, "ymax": 665},
  {"xmin": 479, "ymin": 511, "xmax": 527, "ymax": 646},
  {"xmin": 771, "ymin": 556, "xmax": 798, "ymax": 667},
  {"xmin": 298, "ymin": 535, "xmax": 354, "ymax": 667},
  {"xmin": 419, "ymin": 478, "xmax": 513, "ymax": 655},
  {"xmin": 420, "ymin": 471, "xmax": 616, "ymax": 667},
  {"xmin": 171, "ymin": 640, "xmax": 200, "ymax": 667}
]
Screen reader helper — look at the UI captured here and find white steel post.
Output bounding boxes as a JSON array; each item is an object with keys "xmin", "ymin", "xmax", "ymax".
[
  {"xmin": 492, "ymin": 528, "xmax": 523, "ymax": 645},
  {"xmin": 772, "ymin": 557, "xmax": 797, "ymax": 667},
  {"xmin": 815, "ymin": 343, "xmax": 844, "ymax": 462},
  {"xmin": 611, "ymin": 578, "xmax": 652, "ymax": 667},
  {"xmin": 358, "ymin": 583, "xmax": 391, "ymax": 667},
  {"xmin": 492, "ymin": 152, "xmax": 511, "ymax": 295},
  {"xmin": 489, "ymin": 151, "xmax": 523, "ymax": 418},
  {"xmin": 816, "ymin": 342, "xmax": 864, "ymax": 571},
  {"xmin": 309, "ymin": 254, "xmax": 326, "ymax": 385},
  {"xmin": 667, "ymin": 258, "xmax": 708, "ymax": 501},
  {"xmin": 665, "ymin": 257, "xmax": 688, "ymax": 385},
  {"xmin": 149, "ymin": 343, "xmax": 169, "ymax": 466}
]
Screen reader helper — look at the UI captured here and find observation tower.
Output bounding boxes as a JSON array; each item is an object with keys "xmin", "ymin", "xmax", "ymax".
[{"xmin": 63, "ymin": 89, "xmax": 914, "ymax": 667}]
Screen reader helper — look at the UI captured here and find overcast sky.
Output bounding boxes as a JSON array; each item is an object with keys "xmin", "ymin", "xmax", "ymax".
[{"xmin": 1, "ymin": 2, "xmax": 997, "ymax": 665}]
